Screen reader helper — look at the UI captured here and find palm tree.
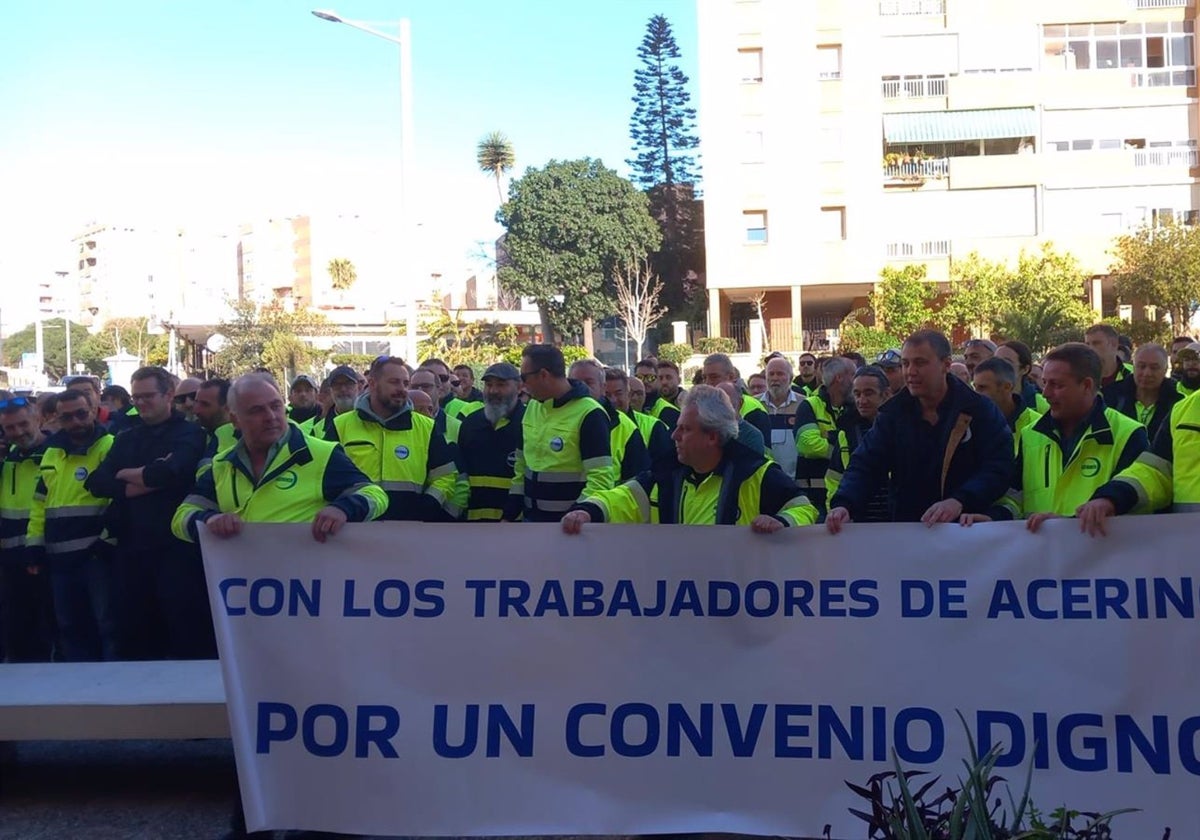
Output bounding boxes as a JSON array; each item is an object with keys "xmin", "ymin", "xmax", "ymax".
[
  {"xmin": 327, "ymin": 258, "xmax": 357, "ymax": 292},
  {"xmin": 477, "ymin": 131, "xmax": 515, "ymax": 203}
]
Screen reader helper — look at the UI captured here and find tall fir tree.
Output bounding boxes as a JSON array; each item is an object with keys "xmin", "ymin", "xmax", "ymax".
[{"xmin": 627, "ymin": 15, "xmax": 699, "ymax": 190}]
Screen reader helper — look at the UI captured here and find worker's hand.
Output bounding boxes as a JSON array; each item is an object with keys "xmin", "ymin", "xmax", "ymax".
[
  {"xmin": 560, "ymin": 510, "xmax": 591, "ymax": 535},
  {"xmin": 205, "ymin": 513, "xmax": 244, "ymax": 539},
  {"xmin": 751, "ymin": 515, "xmax": 785, "ymax": 534},
  {"xmin": 1075, "ymin": 498, "xmax": 1116, "ymax": 538},
  {"xmin": 116, "ymin": 467, "xmax": 145, "ymax": 484},
  {"xmin": 1025, "ymin": 512, "xmax": 1063, "ymax": 534},
  {"xmin": 825, "ymin": 507, "xmax": 851, "ymax": 535},
  {"xmin": 958, "ymin": 513, "xmax": 992, "ymax": 527},
  {"xmin": 312, "ymin": 506, "xmax": 348, "ymax": 543},
  {"xmin": 921, "ymin": 498, "xmax": 963, "ymax": 527},
  {"xmin": 123, "ymin": 483, "xmax": 159, "ymax": 498}
]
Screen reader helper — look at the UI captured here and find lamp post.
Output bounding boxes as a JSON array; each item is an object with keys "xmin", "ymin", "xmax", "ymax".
[{"xmin": 312, "ymin": 9, "xmax": 420, "ymax": 366}]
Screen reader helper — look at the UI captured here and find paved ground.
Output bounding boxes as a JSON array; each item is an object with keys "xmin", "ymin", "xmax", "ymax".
[{"xmin": 0, "ymin": 739, "xmax": 238, "ymax": 839}]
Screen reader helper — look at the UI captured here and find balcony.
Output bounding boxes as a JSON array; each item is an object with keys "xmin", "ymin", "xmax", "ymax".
[
  {"xmin": 878, "ymin": 0, "xmax": 944, "ymax": 14},
  {"xmin": 883, "ymin": 156, "xmax": 950, "ymax": 183},
  {"xmin": 886, "ymin": 240, "xmax": 951, "ymax": 259},
  {"xmin": 1130, "ymin": 0, "xmax": 1193, "ymax": 7},
  {"xmin": 882, "ymin": 76, "xmax": 947, "ymax": 99},
  {"xmin": 1134, "ymin": 147, "xmax": 1199, "ymax": 167}
]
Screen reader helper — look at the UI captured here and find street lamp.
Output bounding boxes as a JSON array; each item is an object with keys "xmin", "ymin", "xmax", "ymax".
[{"xmin": 311, "ymin": 9, "xmax": 420, "ymax": 366}]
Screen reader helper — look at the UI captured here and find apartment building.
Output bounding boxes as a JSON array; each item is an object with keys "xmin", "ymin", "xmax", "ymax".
[{"xmin": 698, "ymin": 0, "xmax": 1199, "ymax": 351}]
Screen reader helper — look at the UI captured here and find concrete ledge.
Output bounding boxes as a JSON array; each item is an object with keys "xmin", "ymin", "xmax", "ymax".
[{"xmin": 0, "ymin": 660, "xmax": 229, "ymax": 741}]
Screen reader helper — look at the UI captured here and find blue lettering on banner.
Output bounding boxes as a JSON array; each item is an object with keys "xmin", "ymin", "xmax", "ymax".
[
  {"xmin": 218, "ymin": 578, "xmax": 321, "ymax": 617},
  {"xmin": 250, "ymin": 699, "xmax": 1200, "ymax": 774},
  {"xmin": 256, "ymin": 702, "xmax": 401, "ymax": 758},
  {"xmin": 986, "ymin": 578, "xmax": 1197, "ymax": 620},
  {"xmin": 463, "ymin": 579, "xmax": 880, "ymax": 619}
]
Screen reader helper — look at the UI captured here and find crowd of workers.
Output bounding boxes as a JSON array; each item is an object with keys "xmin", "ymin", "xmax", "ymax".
[{"xmin": 2, "ymin": 325, "xmax": 1200, "ymax": 666}]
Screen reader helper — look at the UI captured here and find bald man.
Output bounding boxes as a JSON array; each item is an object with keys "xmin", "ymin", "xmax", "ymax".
[
  {"xmin": 409, "ymin": 388, "xmax": 437, "ymax": 419},
  {"xmin": 173, "ymin": 377, "xmax": 203, "ymax": 423}
]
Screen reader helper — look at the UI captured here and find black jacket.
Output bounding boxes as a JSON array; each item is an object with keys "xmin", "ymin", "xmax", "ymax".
[
  {"xmin": 830, "ymin": 374, "xmax": 1013, "ymax": 522},
  {"xmin": 85, "ymin": 412, "xmax": 206, "ymax": 549},
  {"xmin": 1101, "ymin": 375, "xmax": 1182, "ymax": 446}
]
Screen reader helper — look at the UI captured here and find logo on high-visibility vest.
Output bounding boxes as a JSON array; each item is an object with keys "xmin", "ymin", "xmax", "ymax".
[
  {"xmin": 1080, "ymin": 457, "xmax": 1101, "ymax": 478},
  {"xmin": 74, "ymin": 467, "xmax": 88, "ymax": 481},
  {"xmin": 394, "ymin": 445, "xmax": 410, "ymax": 460},
  {"xmin": 550, "ymin": 437, "xmax": 564, "ymax": 452},
  {"xmin": 275, "ymin": 470, "xmax": 298, "ymax": 490}
]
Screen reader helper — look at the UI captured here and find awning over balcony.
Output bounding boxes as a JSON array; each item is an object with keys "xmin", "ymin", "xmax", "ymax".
[{"xmin": 884, "ymin": 108, "xmax": 1037, "ymax": 144}]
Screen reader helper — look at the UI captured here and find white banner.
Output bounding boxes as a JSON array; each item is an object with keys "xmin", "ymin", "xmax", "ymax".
[{"xmin": 201, "ymin": 518, "xmax": 1200, "ymax": 837}]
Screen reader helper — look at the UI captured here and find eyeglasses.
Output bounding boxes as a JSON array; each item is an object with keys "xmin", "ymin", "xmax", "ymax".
[
  {"xmin": 59, "ymin": 408, "xmax": 91, "ymax": 421},
  {"xmin": 876, "ymin": 350, "xmax": 902, "ymax": 364},
  {"xmin": 0, "ymin": 397, "xmax": 30, "ymax": 410},
  {"xmin": 520, "ymin": 369, "xmax": 544, "ymax": 382},
  {"xmin": 636, "ymin": 373, "xmax": 657, "ymax": 382},
  {"xmin": 798, "ymin": 360, "xmax": 816, "ymax": 367}
]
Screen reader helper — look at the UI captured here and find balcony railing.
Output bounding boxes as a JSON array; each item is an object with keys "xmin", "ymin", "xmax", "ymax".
[
  {"xmin": 881, "ymin": 76, "xmax": 947, "ymax": 98},
  {"xmin": 1130, "ymin": 0, "xmax": 1192, "ymax": 8},
  {"xmin": 1133, "ymin": 148, "xmax": 1199, "ymax": 167},
  {"xmin": 879, "ymin": 0, "xmax": 945, "ymax": 15},
  {"xmin": 882, "ymin": 157, "xmax": 950, "ymax": 180},
  {"xmin": 886, "ymin": 240, "xmax": 952, "ymax": 259},
  {"xmin": 1130, "ymin": 68, "xmax": 1197, "ymax": 87}
]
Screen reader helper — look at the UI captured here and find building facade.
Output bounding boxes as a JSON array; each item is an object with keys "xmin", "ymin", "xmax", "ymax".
[{"xmin": 698, "ymin": 0, "xmax": 1199, "ymax": 351}]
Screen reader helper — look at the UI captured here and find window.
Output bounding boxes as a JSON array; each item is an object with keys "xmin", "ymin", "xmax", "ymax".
[
  {"xmin": 744, "ymin": 210, "xmax": 768, "ymax": 243},
  {"xmin": 739, "ymin": 48, "xmax": 763, "ymax": 83},
  {"xmin": 1042, "ymin": 21, "xmax": 1195, "ymax": 85},
  {"xmin": 820, "ymin": 207, "xmax": 846, "ymax": 241},
  {"xmin": 817, "ymin": 45, "xmax": 842, "ymax": 79}
]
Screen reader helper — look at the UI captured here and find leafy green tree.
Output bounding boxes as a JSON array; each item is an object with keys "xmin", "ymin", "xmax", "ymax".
[
  {"xmin": 327, "ymin": 258, "xmax": 357, "ymax": 292},
  {"xmin": 937, "ymin": 252, "xmax": 1011, "ymax": 338},
  {"xmin": 837, "ymin": 310, "xmax": 902, "ymax": 359},
  {"xmin": 1110, "ymin": 220, "xmax": 1200, "ymax": 335},
  {"xmin": 496, "ymin": 158, "xmax": 662, "ymax": 341},
  {"xmin": 871, "ymin": 265, "xmax": 939, "ymax": 338},
  {"xmin": 627, "ymin": 14, "xmax": 698, "ymax": 190},
  {"xmin": 209, "ymin": 300, "xmax": 333, "ymax": 382},
  {"xmin": 1, "ymin": 318, "xmax": 93, "ymax": 381},
  {"xmin": 477, "ymin": 131, "xmax": 516, "ymax": 203},
  {"xmin": 418, "ymin": 306, "xmax": 520, "ymax": 368}
]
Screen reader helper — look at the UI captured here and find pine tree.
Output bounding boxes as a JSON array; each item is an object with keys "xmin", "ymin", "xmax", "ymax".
[{"xmin": 627, "ymin": 15, "xmax": 699, "ymax": 190}]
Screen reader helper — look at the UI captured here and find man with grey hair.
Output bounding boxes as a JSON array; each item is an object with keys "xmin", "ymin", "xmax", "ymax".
[
  {"xmin": 962, "ymin": 339, "xmax": 997, "ymax": 378},
  {"xmin": 561, "ymin": 385, "xmax": 816, "ymax": 531},
  {"xmin": 455, "ymin": 363, "xmax": 525, "ymax": 522},
  {"xmin": 701, "ymin": 352, "xmax": 772, "ymax": 442},
  {"xmin": 794, "ymin": 354, "xmax": 858, "ymax": 517},
  {"xmin": 1103, "ymin": 342, "xmax": 1181, "ymax": 444},
  {"xmin": 763, "ymin": 354, "xmax": 801, "ymax": 476},
  {"xmin": 716, "ymin": 382, "xmax": 766, "ymax": 456}
]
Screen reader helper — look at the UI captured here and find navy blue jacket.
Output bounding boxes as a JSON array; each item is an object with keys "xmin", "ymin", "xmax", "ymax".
[{"xmin": 830, "ymin": 374, "xmax": 1013, "ymax": 522}]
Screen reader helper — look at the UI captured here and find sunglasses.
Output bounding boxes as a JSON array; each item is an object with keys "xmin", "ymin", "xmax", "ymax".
[
  {"xmin": 173, "ymin": 393, "xmax": 196, "ymax": 404},
  {"xmin": 798, "ymin": 360, "xmax": 816, "ymax": 367},
  {"xmin": 0, "ymin": 397, "xmax": 30, "ymax": 410},
  {"xmin": 59, "ymin": 408, "xmax": 91, "ymax": 421},
  {"xmin": 636, "ymin": 373, "xmax": 658, "ymax": 382}
]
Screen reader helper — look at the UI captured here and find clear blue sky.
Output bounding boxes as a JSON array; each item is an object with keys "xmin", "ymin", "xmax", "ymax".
[{"xmin": 0, "ymin": 0, "xmax": 700, "ymax": 298}]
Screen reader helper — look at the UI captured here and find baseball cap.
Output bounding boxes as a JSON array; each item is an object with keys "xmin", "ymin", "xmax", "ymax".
[
  {"xmin": 327, "ymin": 365, "xmax": 359, "ymax": 383},
  {"xmin": 875, "ymin": 349, "xmax": 902, "ymax": 368},
  {"xmin": 482, "ymin": 362, "xmax": 520, "ymax": 381},
  {"xmin": 290, "ymin": 374, "xmax": 317, "ymax": 389}
]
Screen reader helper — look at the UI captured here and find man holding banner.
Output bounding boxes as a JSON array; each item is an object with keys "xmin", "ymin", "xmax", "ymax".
[
  {"xmin": 171, "ymin": 373, "xmax": 387, "ymax": 545},
  {"xmin": 561, "ymin": 385, "xmax": 816, "ymax": 531}
]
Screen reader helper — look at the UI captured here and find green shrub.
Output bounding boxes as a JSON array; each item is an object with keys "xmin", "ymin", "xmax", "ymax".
[
  {"xmin": 656, "ymin": 343, "xmax": 694, "ymax": 366},
  {"xmin": 696, "ymin": 336, "xmax": 738, "ymax": 355}
]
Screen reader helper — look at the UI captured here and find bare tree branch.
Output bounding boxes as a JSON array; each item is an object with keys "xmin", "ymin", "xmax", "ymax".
[{"xmin": 614, "ymin": 255, "xmax": 668, "ymax": 362}]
